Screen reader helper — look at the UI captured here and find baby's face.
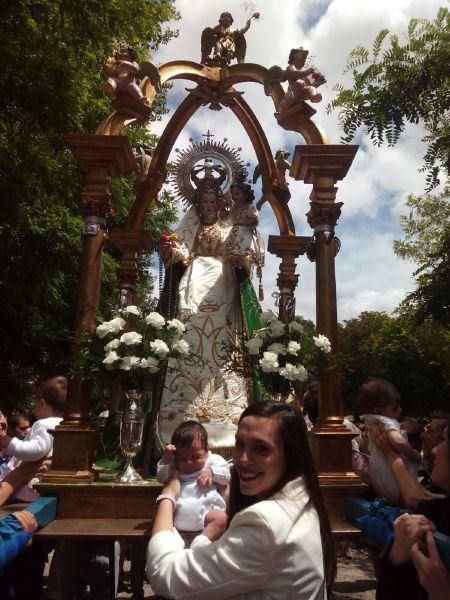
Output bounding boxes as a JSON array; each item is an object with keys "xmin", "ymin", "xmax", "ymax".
[{"xmin": 174, "ymin": 438, "xmax": 208, "ymax": 473}]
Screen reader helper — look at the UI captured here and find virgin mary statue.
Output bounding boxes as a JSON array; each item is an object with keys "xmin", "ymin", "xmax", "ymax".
[{"xmin": 156, "ymin": 165, "xmax": 264, "ymax": 453}]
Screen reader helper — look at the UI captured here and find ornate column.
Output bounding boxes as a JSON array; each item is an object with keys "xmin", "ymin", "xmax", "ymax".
[
  {"xmin": 290, "ymin": 145, "xmax": 364, "ymax": 514},
  {"xmin": 267, "ymin": 236, "xmax": 310, "ymax": 323},
  {"xmin": 109, "ymin": 229, "xmax": 153, "ymax": 307},
  {"xmin": 45, "ymin": 134, "xmax": 137, "ymax": 483}
]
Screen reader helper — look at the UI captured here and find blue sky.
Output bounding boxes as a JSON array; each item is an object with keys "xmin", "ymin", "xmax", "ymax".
[{"xmin": 150, "ymin": 0, "xmax": 444, "ymax": 323}]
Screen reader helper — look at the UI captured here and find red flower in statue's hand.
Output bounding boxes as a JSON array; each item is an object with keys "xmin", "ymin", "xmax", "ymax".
[
  {"xmin": 253, "ymin": 12, "xmax": 260, "ymax": 19},
  {"xmin": 311, "ymin": 71, "xmax": 321, "ymax": 80},
  {"xmin": 160, "ymin": 231, "xmax": 177, "ymax": 246}
]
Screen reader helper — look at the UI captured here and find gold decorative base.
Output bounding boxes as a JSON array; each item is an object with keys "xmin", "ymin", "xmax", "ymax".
[{"xmin": 42, "ymin": 428, "xmax": 99, "ymax": 484}]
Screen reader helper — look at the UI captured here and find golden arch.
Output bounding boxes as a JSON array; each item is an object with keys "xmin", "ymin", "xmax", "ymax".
[{"xmin": 97, "ymin": 60, "xmax": 328, "ymax": 235}]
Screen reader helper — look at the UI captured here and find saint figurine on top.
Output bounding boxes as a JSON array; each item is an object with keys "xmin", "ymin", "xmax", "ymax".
[{"xmin": 201, "ymin": 11, "xmax": 259, "ymax": 66}]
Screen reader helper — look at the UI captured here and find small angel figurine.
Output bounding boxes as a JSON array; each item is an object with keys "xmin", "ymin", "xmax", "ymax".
[
  {"xmin": 265, "ymin": 47, "xmax": 326, "ymax": 113},
  {"xmin": 201, "ymin": 12, "xmax": 259, "ymax": 66},
  {"xmin": 103, "ymin": 46, "xmax": 161, "ymax": 104}
]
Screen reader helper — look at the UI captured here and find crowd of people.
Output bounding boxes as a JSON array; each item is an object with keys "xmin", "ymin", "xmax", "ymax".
[{"xmin": 0, "ymin": 376, "xmax": 448, "ymax": 599}]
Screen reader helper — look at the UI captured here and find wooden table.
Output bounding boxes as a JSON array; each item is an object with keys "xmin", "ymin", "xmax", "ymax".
[
  {"xmin": 35, "ymin": 518, "xmax": 152, "ymax": 600},
  {"xmin": 330, "ymin": 516, "xmax": 362, "ymax": 541}
]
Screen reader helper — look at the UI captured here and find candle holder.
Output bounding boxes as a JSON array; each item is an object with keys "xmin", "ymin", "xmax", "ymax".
[{"xmin": 116, "ymin": 390, "xmax": 145, "ymax": 484}]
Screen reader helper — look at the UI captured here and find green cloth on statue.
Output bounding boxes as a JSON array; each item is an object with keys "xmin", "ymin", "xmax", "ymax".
[{"xmin": 239, "ymin": 273, "xmax": 264, "ymax": 402}]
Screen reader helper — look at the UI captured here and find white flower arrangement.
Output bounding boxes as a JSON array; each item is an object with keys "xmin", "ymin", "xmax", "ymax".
[
  {"xmin": 88, "ymin": 306, "xmax": 191, "ymax": 389},
  {"xmin": 242, "ymin": 312, "xmax": 331, "ymax": 398}
]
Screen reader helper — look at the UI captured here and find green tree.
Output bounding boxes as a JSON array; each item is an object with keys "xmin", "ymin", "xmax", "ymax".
[
  {"xmin": 394, "ymin": 186, "xmax": 450, "ymax": 326},
  {"xmin": 0, "ymin": 0, "xmax": 179, "ymax": 413},
  {"xmin": 338, "ymin": 311, "xmax": 450, "ymax": 416},
  {"xmin": 327, "ymin": 7, "xmax": 450, "ymax": 189}
]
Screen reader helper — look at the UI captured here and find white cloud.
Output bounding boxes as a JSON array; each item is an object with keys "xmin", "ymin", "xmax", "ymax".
[{"xmin": 149, "ymin": 0, "xmax": 442, "ymax": 322}]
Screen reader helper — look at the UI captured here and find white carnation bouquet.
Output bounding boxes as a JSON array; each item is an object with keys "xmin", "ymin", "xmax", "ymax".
[
  {"xmin": 88, "ymin": 306, "xmax": 190, "ymax": 389},
  {"xmin": 242, "ymin": 311, "xmax": 332, "ymax": 398}
]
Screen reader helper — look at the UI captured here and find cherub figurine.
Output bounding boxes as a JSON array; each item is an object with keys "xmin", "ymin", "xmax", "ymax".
[
  {"xmin": 201, "ymin": 12, "xmax": 259, "ymax": 66},
  {"xmin": 265, "ymin": 47, "xmax": 326, "ymax": 112},
  {"xmin": 103, "ymin": 45, "xmax": 161, "ymax": 104}
]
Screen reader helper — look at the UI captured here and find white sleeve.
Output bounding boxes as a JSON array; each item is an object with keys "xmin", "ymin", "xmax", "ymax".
[
  {"xmin": 189, "ymin": 535, "xmax": 212, "ymax": 550},
  {"xmin": 147, "ymin": 510, "xmax": 273, "ymax": 600},
  {"xmin": 207, "ymin": 454, "xmax": 231, "ymax": 486},
  {"xmin": 156, "ymin": 460, "xmax": 173, "ymax": 484},
  {"xmin": 6, "ymin": 422, "xmax": 52, "ymax": 461}
]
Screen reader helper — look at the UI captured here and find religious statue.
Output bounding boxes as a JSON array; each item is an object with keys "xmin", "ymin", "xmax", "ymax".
[
  {"xmin": 265, "ymin": 47, "xmax": 326, "ymax": 113},
  {"xmin": 253, "ymin": 149, "xmax": 292, "ymax": 209},
  {"xmin": 201, "ymin": 11, "xmax": 260, "ymax": 66},
  {"xmin": 157, "ymin": 165, "xmax": 264, "ymax": 452},
  {"xmin": 103, "ymin": 45, "xmax": 161, "ymax": 104},
  {"xmin": 133, "ymin": 142, "xmax": 152, "ymax": 177},
  {"xmin": 225, "ymin": 181, "xmax": 264, "ymax": 275},
  {"xmin": 274, "ymin": 149, "xmax": 292, "ymax": 188}
]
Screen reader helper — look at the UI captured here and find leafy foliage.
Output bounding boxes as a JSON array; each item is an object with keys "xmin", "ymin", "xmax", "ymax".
[
  {"xmin": 394, "ymin": 186, "xmax": 450, "ymax": 326},
  {"xmin": 0, "ymin": 0, "xmax": 179, "ymax": 414},
  {"xmin": 327, "ymin": 7, "xmax": 450, "ymax": 189},
  {"xmin": 338, "ymin": 311, "xmax": 450, "ymax": 416}
]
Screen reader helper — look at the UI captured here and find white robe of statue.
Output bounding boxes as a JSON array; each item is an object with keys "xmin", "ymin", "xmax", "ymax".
[{"xmin": 158, "ymin": 207, "xmax": 249, "ymax": 449}]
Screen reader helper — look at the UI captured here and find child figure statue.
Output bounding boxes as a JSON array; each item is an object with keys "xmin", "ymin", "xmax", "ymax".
[
  {"xmin": 266, "ymin": 47, "xmax": 326, "ymax": 113},
  {"xmin": 225, "ymin": 181, "xmax": 264, "ymax": 282},
  {"xmin": 103, "ymin": 46, "xmax": 161, "ymax": 104}
]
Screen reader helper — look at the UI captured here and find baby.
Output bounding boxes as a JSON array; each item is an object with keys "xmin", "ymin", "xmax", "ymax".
[
  {"xmin": 157, "ymin": 420, "xmax": 230, "ymax": 533},
  {"xmin": 361, "ymin": 378, "xmax": 422, "ymax": 504}
]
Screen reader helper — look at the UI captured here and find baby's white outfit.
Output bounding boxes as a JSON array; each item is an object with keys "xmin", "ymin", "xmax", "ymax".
[
  {"xmin": 365, "ymin": 414, "xmax": 419, "ymax": 504},
  {"xmin": 156, "ymin": 451, "xmax": 230, "ymax": 532}
]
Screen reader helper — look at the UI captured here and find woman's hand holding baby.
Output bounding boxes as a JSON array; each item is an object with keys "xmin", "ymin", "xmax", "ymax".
[{"xmin": 161, "ymin": 444, "xmax": 177, "ymax": 464}]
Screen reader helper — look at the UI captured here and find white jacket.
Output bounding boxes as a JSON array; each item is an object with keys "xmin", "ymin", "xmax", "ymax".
[{"xmin": 147, "ymin": 476, "xmax": 326, "ymax": 599}]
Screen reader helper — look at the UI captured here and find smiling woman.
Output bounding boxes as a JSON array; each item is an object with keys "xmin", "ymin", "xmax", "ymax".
[{"xmin": 147, "ymin": 401, "xmax": 335, "ymax": 600}]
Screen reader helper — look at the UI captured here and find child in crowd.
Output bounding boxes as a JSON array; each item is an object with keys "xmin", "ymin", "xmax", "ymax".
[
  {"xmin": 361, "ymin": 378, "xmax": 422, "ymax": 504},
  {"xmin": 7, "ymin": 413, "xmax": 31, "ymax": 441},
  {"xmin": 0, "ymin": 376, "xmax": 67, "ymax": 500},
  {"xmin": 157, "ymin": 420, "xmax": 230, "ymax": 533}
]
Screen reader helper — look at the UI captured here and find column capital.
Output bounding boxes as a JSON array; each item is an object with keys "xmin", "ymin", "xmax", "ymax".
[
  {"xmin": 66, "ymin": 134, "xmax": 137, "ymax": 220},
  {"xmin": 109, "ymin": 229, "xmax": 154, "ymax": 296},
  {"xmin": 290, "ymin": 144, "xmax": 358, "ymax": 184},
  {"xmin": 108, "ymin": 229, "xmax": 153, "ymax": 253},
  {"xmin": 307, "ymin": 201, "xmax": 344, "ymax": 230},
  {"xmin": 65, "ymin": 133, "xmax": 137, "ymax": 176},
  {"xmin": 267, "ymin": 235, "xmax": 310, "ymax": 258}
]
